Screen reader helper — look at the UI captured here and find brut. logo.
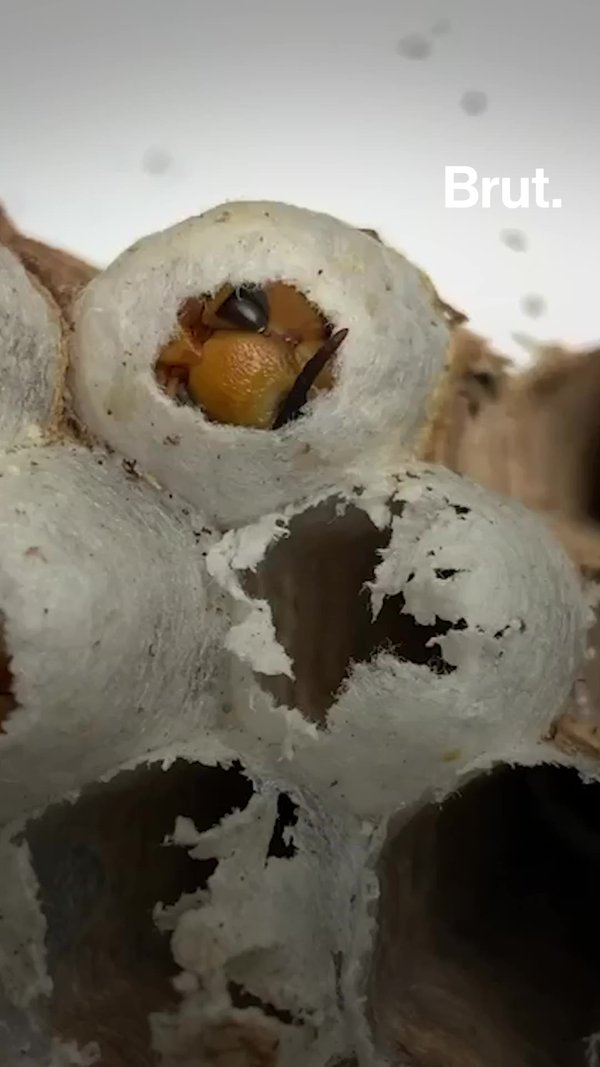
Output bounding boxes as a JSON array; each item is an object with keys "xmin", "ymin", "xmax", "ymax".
[{"xmin": 445, "ymin": 166, "xmax": 562, "ymax": 209}]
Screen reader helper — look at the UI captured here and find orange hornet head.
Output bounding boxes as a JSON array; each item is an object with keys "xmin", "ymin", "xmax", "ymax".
[{"xmin": 155, "ymin": 282, "xmax": 348, "ymax": 429}]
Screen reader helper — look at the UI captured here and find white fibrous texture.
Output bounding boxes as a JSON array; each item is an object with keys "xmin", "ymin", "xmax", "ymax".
[
  {"xmin": 151, "ymin": 769, "xmax": 374, "ymax": 1067},
  {"xmin": 0, "ymin": 750, "xmax": 379, "ymax": 1067},
  {"xmin": 207, "ymin": 464, "xmax": 586, "ymax": 816},
  {"xmin": 0, "ymin": 247, "xmax": 64, "ymax": 448},
  {"xmin": 70, "ymin": 201, "xmax": 450, "ymax": 527},
  {"xmin": 0, "ymin": 203, "xmax": 593, "ymax": 1067},
  {"xmin": 0, "ymin": 443, "xmax": 222, "ymax": 822}
]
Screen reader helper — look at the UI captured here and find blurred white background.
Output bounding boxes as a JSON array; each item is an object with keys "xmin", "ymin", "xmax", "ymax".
[{"xmin": 1, "ymin": 0, "xmax": 599, "ymax": 362}]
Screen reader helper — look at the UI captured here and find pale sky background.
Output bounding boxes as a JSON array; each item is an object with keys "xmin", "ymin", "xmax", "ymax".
[{"xmin": 1, "ymin": 0, "xmax": 599, "ymax": 362}]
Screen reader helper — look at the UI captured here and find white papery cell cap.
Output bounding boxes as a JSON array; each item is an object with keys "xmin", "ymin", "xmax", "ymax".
[
  {"xmin": 0, "ymin": 247, "xmax": 65, "ymax": 448},
  {"xmin": 207, "ymin": 465, "xmax": 587, "ymax": 816},
  {"xmin": 0, "ymin": 443, "xmax": 220, "ymax": 823},
  {"xmin": 70, "ymin": 201, "xmax": 451, "ymax": 528}
]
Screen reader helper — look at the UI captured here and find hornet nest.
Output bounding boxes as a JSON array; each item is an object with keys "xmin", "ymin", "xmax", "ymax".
[{"xmin": 0, "ymin": 202, "xmax": 596, "ymax": 1067}]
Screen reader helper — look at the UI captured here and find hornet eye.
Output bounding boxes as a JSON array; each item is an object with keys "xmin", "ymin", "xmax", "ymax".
[{"xmin": 216, "ymin": 285, "xmax": 269, "ymax": 332}]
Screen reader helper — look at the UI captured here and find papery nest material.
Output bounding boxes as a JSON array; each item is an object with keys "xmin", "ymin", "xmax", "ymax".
[
  {"xmin": 0, "ymin": 205, "xmax": 97, "ymax": 321},
  {"xmin": 0, "ymin": 203, "xmax": 597, "ymax": 1067},
  {"xmin": 70, "ymin": 201, "xmax": 452, "ymax": 527},
  {"xmin": 427, "ymin": 329, "xmax": 600, "ymax": 766}
]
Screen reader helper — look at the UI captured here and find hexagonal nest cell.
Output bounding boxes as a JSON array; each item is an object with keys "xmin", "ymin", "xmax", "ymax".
[
  {"xmin": 22, "ymin": 759, "xmax": 255, "ymax": 1066},
  {"xmin": 242, "ymin": 498, "xmax": 467, "ymax": 726},
  {"xmin": 369, "ymin": 765, "xmax": 600, "ymax": 1067}
]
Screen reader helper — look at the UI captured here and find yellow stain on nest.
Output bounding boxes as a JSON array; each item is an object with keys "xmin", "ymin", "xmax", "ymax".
[{"xmin": 442, "ymin": 748, "xmax": 463, "ymax": 763}]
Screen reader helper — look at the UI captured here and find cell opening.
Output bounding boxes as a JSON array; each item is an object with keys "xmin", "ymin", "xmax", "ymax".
[
  {"xmin": 24, "ymin": 758, "xmax": 254, "ymax": 1067},
  {"xmin": 369, "ymin": 764, "xmax": 600, "ymax": 1067},
  {"xmin": 153, "ymin": 281, "xmax": 347, "ymax": 430},
  {"xmin": 266, "ymin": 793, "xmax": 299, "ymax": 860},
  {"xmin": 0, "ymin": 618, "xmax": 18, "ymax": 731},
  {"xmin": 243, "ymin": 500, "xmax": 467, "ymax": 724}
]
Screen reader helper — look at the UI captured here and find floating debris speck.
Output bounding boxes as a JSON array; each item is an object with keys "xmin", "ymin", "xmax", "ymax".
[
  {"xmin": 142, "ymin": 148, "xmax": 172, "ymax": 176},
  {"xmin": 460, "ymin": 90, "xmax": 488, "ymax": 116},
  {"xmin": 430, "ymin": 17, "xmax": 451, "ymax": 36},
  {"xmin": 397, "ymin": 33, "xmax": 432, "ymax": 60},
  {"xmin": 521, "ymin": 294, "xmax": 547, "ymax": 320},
  {"xmin": 501, "ymin": 229, "xmax": 528, "ymax": 253}
]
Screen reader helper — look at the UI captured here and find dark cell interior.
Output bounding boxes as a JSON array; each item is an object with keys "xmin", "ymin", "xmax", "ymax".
[
  {"xmin": 573, "ymin": 354, "xmax": 600, "ymax": 524},
  {"xmin": 24, "ymin": 759, "xmax": 254, "ymax": 1067},
  {"xmin": 266, "ymin": 792, "xmax": 299, "ymax": 859},
  {"xmin": 0, "ymin": 618, "xmax": 17, "ymax": 730},
  {"xmin": 243, "ymin": 499, "xmax": 468, "ymax": 724},
  {"xmin": 370, "ymin": 765, "xmax": 600, "ymax": 1067}
]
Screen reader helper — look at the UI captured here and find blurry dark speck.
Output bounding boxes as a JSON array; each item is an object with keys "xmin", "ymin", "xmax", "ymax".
[
  {"xmin": 430, "ymin": 17, "xmax": 451, "ymax": 36},
  {"xmin": 521, "ymin": 294, "xmax": 547, "ymax": 319},
  {"xmin": 460, "ymin": 90, "xmax": 488, "ymax": 116},
  {"xmin": 142, "ymin": 147, "xmax": 173, "ymax": 175},
  {"xmin": 397, "ymin": 32, "xmax": 432, "ymax": 60},
  {"xmin": 501, "ymin": 228, "xmax": 528, "ymax": 253}
]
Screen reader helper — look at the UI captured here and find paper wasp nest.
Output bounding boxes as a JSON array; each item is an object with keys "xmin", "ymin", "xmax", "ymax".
[
  {"xmin": 0, "ymin": 204, "xmax": 595, "ymax": 1067},
  {"xmin": 426, "ymin": 331, "xmax": 600, "ymax": 762}
]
